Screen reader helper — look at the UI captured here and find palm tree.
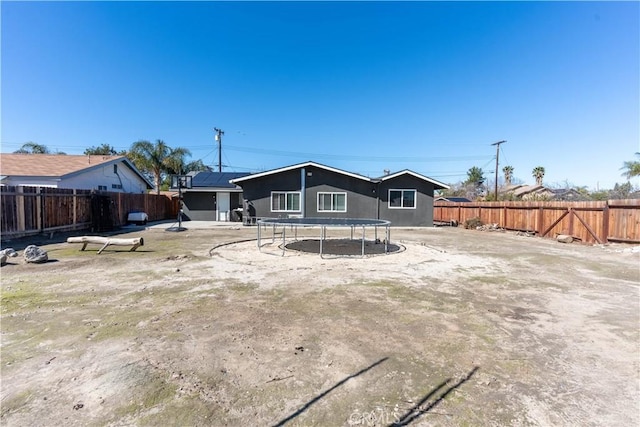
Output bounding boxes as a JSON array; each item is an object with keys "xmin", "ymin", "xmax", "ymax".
[
  {"xmin": 128, "ymin": 140, "xmax": 191, "ymax": 194},
  {"xmin": 502, "ymin": 165, "xmax": 514, "ymax": 186},
  {"xmin": 532, "ymin": 166, "xmax": 545, "ymax": 186},
  {"xmin": 14, "ymin": 142, "xmax": 50, "ymax": 154},
  {"xmin": 620, "ymin": 153, "xmax": 640, "ymax": 179}
]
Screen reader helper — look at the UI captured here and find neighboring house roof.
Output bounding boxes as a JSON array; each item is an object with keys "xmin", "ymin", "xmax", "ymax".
[
  {"xmin": 0, "ymin": 153, "xmax": 153, "ymax": 188},
  {"xmin": 229, "ymin": 161, "xmax": 449, "ymax": 189},
  {"xmin": 435, "ymin": 196, "xmax": 471, "ymax": 202},
  {"xmin": 503, "ymin": 184, "xmax": 548, "ymax": 198},
  {"xmin": 189, "ymin": 171, "xmax": 251, "ymax": 190},
  {"xmin": 514, "ymin": 185, "xmax": 545, "ymax": 197}
]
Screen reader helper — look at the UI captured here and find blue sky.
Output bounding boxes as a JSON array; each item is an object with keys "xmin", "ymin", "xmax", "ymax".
[{"xmin": 2, "ymin": 1, "xmax": 638, "ymax": 190}]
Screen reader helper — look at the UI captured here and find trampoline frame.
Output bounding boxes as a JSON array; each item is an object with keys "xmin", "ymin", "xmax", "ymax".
[{"xmin": 256, "ymin": 217, "xmax": 391, "ymax": 258}]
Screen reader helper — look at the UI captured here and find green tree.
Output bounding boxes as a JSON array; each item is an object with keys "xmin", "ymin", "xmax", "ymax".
[
  {"xmin": 620, "ymin": 153, "xmax": 640, "ymax": 179},
  {"xmin": 465, "ymin": 166, "xmax": 485, "ymax": 186},
  {"xmin": 502, "ymin": 165, "xmax": 514, "ymax": 186},
  {"xmin": 14, "ymin": 142, "xmax": 51, "ymax": 154},
  {"xmin": 532, "ymin": 166, "xmax": 545, "ymax": 186},
  {"xmin": 463, "ymin": 167, "xmax": 486, "ymax": 200},
  {"xmin": 610, "ymin": 182, "xmax": 632, "ymax": 199},
  {"xmin": 184, "ymin": 159, "xmax": 211, "ymax": 173},
  {"xmin": 128, "ymin": 139, "xmax": 191, "ymax": 194},
  {"xmin": 84, "ymin": 144, "xmax": 124, "ymax": 156}
]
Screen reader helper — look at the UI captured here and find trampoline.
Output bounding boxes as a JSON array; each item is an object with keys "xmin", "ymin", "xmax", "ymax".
[{"xmin": 256, "ymin": 217, "xmax": 393, "ymax": 258}]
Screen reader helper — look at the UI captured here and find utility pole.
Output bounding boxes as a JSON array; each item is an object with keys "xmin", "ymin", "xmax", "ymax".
[
  {"xmin": 214, "ymin": 127, "xmax": 224, "ymax": 172},
  {"xmin": 491, "ymin": 140, "xmax": 506, "ymax": 200}
]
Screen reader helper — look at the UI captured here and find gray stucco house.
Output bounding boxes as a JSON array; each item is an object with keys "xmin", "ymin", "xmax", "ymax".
[
  {"xmin": 180, "ymin": 171, "xmax": 250, "ymax": 221},
  {"xmin": 229, "ymin": 161, "xmax": 449, "ymax": 226}
]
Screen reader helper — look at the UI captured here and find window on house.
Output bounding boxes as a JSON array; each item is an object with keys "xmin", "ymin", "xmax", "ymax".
[
  {"xmin": 317, "ymin": 192, "xmax": 346, "ymax": 212},
  {"xmin": 389, "ymin": 189, "xmax": 416, "ymax": 209},
  {"xmin": 112, "ymin": 184, "xmax": 123, "ymax": 189},
  {"xmin": 271, "ymin": 192, "xmax": 301, "ymax": 212},
  {"xmin": 98, "ymin": 185, "xmax": 107, "ymax": 191}
]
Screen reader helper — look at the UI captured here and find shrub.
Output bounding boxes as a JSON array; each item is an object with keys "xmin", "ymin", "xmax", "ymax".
[{"xmin": 464, "ymin": 217, "xmax": 483, "ymax": 229}]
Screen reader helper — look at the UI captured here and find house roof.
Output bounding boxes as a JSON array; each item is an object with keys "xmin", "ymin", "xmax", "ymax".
[
  {"xmin": 190, "ymin": 171, "xmax": 251, "ymax": 189},
  {"xmin": 229, "ymin": 161, "xmax": 373, "ymax": 184},
  {"xmin": 378, "ymin": 170, "xmax": 449, "ymax": 189},
  {"xmin": 229, "ymin": 161, "xmax": 449, "ymax": 189},
  {"xmin": 0, "ymin": 153, "xmax": 153, "ymax": 188}
]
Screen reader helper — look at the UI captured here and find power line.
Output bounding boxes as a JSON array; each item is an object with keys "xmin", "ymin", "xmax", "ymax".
[{"xmin": 223, "ymin": 144, "xmax": 492, "ymax": 163}]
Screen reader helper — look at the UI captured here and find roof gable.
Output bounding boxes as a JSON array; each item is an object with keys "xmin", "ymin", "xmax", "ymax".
[
  {"xmin": 229, "ymin": 161, "xmax": 372, "ymax": 184},
  {"xmin": 378, "ymin": 170, "xmax": 450, "ymax": 189}
]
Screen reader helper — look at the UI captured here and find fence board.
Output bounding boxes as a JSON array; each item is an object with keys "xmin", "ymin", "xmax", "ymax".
[{"xmin": 434, "ymin": 200, "xmax": 640, "ymax": 244}]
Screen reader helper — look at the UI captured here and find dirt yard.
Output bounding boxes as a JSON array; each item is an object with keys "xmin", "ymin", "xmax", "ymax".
[{"xmin": 1, "ymin": 223, "xmax": 638, "ymax": 426}]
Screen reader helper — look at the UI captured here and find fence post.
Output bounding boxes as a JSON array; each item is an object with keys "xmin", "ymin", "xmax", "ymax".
[
  {"xmin": 73, "ymin": 189, "xmax": 77, "ymax": 225},
  {"xmin": 537, "ymin": 206, "xmax": 543, "ymax": 235},
  {"xmin": 568, "ymin": 207, "xmax": 574, "ymax": 236},
  {"xmin": 16, "ymin": 186, "xmax": 26, "ymax": 232},
  {"xmin": 602, "ymin": 201, "xmax": 610, "ymax": 244},
  {"xmin": 37, "ymin": 187, "xmax": 44, "ymax": 232}
]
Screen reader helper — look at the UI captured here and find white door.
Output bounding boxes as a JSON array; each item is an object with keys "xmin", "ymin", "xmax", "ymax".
[{"xmin": 217, "ymin": 192, "xmax": 230, "ymax": 221}]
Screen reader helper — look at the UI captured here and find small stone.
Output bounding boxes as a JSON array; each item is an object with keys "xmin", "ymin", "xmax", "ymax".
[{"xmin": 556, "ymin": 234, "xmax": 573, "ymax": 244}]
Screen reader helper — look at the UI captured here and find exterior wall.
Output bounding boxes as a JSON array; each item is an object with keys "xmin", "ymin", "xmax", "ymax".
[
  {"xmin": 241, "ymin": 169, "xmax": 302, "ymax": 219},
  {"xmin": 378, "ymin": 175, "xmax": 435, "ymax": 226},
  {"xmin": 181, "ymin": 191, "xmax": 244, "ymax": 221},
  {"xmin": 303, "ymin": 166, "xmax": 377, "ymax": 219},
  {"xmin": 182, "ymin": 191, "xmax": 217, "ymax": 221},
  {"xmin": 240, "ymin": 166, "xmax": 378, "ymax": 220}
]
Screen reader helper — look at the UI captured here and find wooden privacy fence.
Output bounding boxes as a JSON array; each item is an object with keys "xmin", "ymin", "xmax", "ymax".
[
  {"xmin": 1, "ymin": 186, "xmax": 175, "ymax": 239},
  {"xmin": 434, "ymin": 199, "xmax": 640, "ymax": 244}
]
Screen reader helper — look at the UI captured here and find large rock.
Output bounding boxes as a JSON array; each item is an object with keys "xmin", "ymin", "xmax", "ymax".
[{"xmin": 24, "ymin": 245, "xmax": 48, "ymax": 263}]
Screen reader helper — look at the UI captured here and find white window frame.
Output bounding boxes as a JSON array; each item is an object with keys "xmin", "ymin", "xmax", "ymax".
[
  {"xmin": 317, "ymin": 192, "xmax": 347, "ymax": 212},
  {"xmin": 271, "ymin": 191, "xmax": 301, "ymax": 212},
  {"xmin": 388, "ymin": 189, "xmax": 417, "ymax": 209}
]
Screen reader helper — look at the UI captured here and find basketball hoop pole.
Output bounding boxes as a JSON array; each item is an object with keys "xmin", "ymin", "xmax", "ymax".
[{"xmin": 167, "ymin": 174, "xmax": 191, "ymax": 232}]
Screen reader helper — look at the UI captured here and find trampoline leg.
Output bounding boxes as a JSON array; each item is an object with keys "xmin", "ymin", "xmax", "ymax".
[
  {"xmin": 282, "ymin": 226, "xmax": 286, "ymax": 256},
  {"xmin": 320, "ymin": 226, "xmax": 325, "ymax": 259},
  {"xmin": 257, "ymin": 223, "xmax": 262, "ymax": 251},
  {"xmin": 385, "ymin": 226, "xmax": 390, "ymax": 254},
  {"xmin": 361, "ymin": 226, "xmax": 365, "ymax": 258}
]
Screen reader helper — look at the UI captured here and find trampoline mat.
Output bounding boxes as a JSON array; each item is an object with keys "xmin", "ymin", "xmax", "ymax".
[{"xmin": 284, "ymin": 238, "xmax": 402, "ymax": 256}]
